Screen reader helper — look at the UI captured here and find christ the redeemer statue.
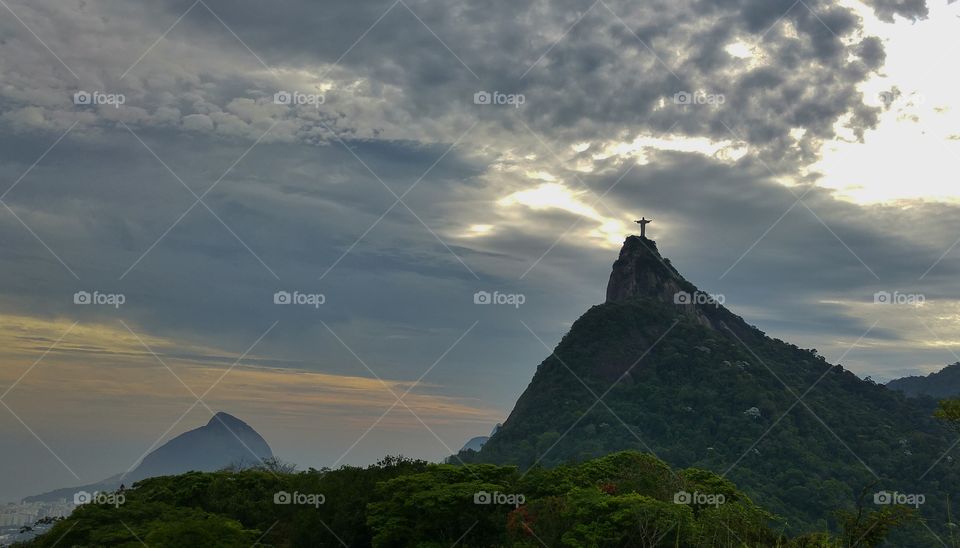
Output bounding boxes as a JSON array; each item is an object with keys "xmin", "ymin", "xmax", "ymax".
[{"xmin": 635, "ymin": 217, "xmax": 652, "ymax": 237}]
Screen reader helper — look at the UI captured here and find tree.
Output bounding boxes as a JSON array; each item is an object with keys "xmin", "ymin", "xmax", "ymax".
[
  {"xmin": 934, "ymin": 398, "xmax": 960, "ymax": 433},
  {"xmin": 835, "ymin": 484, "xmax": 916, "ymax": 547}
]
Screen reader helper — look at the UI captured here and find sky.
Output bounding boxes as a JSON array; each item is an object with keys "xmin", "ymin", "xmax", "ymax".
[{"xmin": 1, "ymin": 0, "xmax": 960, "ymax": 502}]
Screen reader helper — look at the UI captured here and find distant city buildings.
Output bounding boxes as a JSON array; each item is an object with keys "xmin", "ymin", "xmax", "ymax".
[{"xmin": 0, "ymin": 500, "xmax": 72, "ymax": 526}]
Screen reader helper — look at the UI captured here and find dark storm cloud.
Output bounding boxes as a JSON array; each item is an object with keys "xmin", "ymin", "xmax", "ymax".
[
  {"xmin": 375, "ymin": 0, "xmax": 884, "ymax": 163},
  {"xmin": 1, "ymin": 0, "xmax": 919, "ymax": 169}
]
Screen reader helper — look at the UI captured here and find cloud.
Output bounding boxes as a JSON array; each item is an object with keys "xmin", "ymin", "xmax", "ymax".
[
  {"xmin": 0, "ymin": 0, "xmax": 905, "ymax": 165},
  {"xmin": 181, "ymin": 113, "xmax": 214, "ymax": 132},
  {"xmin": 866, "ymin": 0, "xmax": 929, "ymax": 22},
  {"xmin": 3, "ymin": 332, "xmax": 501, "ymax": 430},
  {"xmin": 4, "ymin": 0, "xmax": 958, "ymax": 503}
]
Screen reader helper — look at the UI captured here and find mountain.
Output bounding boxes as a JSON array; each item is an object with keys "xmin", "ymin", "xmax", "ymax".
[
  {"xmin": 888, "ymin": 362, "xmax": 960, "ymax": 398},
  {"xmin": 463, "ymin": 235, "xmax": 959, "ymax": 540},
  {"xmin": 129, "ymin": 412, "xmax": 272, "ymax": 481},
  {"xmin": 25, "ymin": 412, "xmax": 272, "ymax": 503},
  {"xmin": 460, "ymin": 436, "xmax": 488, "ymax": 452},
  {"xmin": 457, "ymin": 424, "xmax": 501, "ymax": 453}
]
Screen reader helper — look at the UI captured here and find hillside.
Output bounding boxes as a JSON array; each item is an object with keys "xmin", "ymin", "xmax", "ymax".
[
  {"xmin": 888, "ymin": 362, "xmax": 960, "ymax": 398},
  {"xmin": 463, "ymin": 236, "xmax": 959, "ymax": 542},
  {"xmin": 23, "ymin": 451, "xmax": 911, "ymax": 547}
]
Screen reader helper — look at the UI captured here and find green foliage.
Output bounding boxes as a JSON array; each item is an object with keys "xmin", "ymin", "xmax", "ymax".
[
  {"xmin": 25, "ymin": 451, "xmax": 893, "ymax": 548},
  {"xmin": 367, "ymin": 463, "xmax": 519, "ymax": 546},
  {"xmin": 549, "ymin": 489, "xmax": 694, "ymax": 547},
  {"xmin": 25, "ymin": 502, "xmax": 259, "ymax": 547},
  {"xmin": 835, "ymin": 505, "xmax": 916, "ymax": 547},
  {"xmin": 934, "ymin": 398, "xmax": 960, "ymax": 433}
]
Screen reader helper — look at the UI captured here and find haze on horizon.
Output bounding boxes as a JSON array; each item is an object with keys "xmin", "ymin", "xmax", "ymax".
[{"xmin": 1, "ymin": 0, "xmax": 960, "ymax": 502}]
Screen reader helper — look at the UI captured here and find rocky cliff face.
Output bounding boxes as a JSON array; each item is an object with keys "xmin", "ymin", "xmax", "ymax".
[
  {"xmin": 605, "ymin": 236, "xmax": 718, "ymax": 329},
  {"xmin": 605, "ymin": 236, "xmax": 688, "ymax": 303}
]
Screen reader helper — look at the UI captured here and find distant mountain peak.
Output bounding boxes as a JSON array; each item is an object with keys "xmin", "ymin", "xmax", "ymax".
[
  {"xmin": 208, "ymin": 411, "xmax": 253, "ymax": 430},
  {"xmin": 24, "ymin": 412, "xmax": 273, "ymax": 504},
  {"xmin": 130, "ymin": 412, "xmax": 272, "ymax": 482},
  {"xmin": 888, "ymin": 362, "xmax": 960, "ymax": 398}
]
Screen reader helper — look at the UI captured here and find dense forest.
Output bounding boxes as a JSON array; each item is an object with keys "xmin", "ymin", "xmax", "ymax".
[
  {"xmin": 462, "ymin": 295, "xmax": 960, "ymax": 544},
  {"xmin": 21, "ymin": 451, "xmax": 918, "ymax": 547}
]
